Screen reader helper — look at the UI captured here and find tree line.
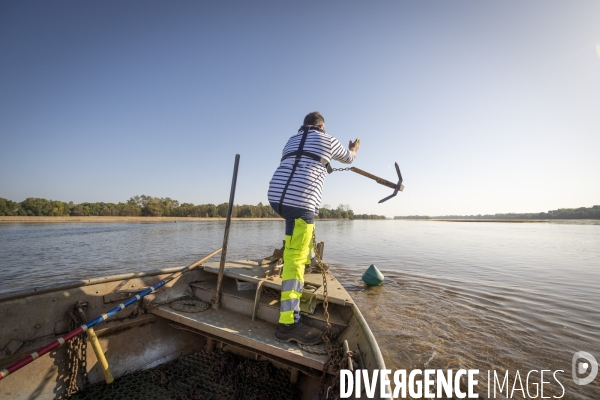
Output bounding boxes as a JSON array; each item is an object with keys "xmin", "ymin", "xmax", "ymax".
[
  {"xmin": 318, "ymin": 204, "xmax": 386, "ymax": 219},
  {"xmin": 394, "ymin": 205, "xmax": 600, "ymax": 220},
  {"xmin": 0, "ymin": 196, "xmax": 386, "ymax": 220}
]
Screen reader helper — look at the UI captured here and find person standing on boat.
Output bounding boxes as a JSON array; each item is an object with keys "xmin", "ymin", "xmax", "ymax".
[{"xmin": 268, "ymin": 111, "xmax": 360, "ymax": 345}]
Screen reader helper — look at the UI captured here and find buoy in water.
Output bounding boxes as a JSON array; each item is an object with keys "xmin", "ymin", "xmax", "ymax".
[{"xmin": 362, "ymin": 264, "xmax": 384, "ymax": 286}]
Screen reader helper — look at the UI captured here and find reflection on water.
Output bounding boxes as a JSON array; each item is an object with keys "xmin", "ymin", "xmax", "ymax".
[{"xmin": 1, "ymin": 220, "xmax": 599, "ymax": 398}]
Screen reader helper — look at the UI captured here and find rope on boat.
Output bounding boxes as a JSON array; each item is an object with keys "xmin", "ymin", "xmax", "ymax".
[
  {"xmin": 169, "ymin": 299, "xmax": 210, "ymax": 313},
  {"xmin": 0, "ymin": 248, "xmax": 222, "ymax": 382},
  {"xmin": 298, "ymin": 342, "xmax": 328, "ymax": 355}
]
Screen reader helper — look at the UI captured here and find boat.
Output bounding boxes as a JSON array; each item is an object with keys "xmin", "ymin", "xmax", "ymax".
[
  {"xmin": 0, "ymin": 246, "xmax": 389, "ymax": 399},
  {"xmin": 0, "ymin": 156, "xmax": 390, "ymax": 399}
]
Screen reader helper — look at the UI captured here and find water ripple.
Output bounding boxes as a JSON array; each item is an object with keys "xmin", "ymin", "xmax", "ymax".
[{"xmin": 1, "ymin": 220, "xmax": 599, "ymax": 398}]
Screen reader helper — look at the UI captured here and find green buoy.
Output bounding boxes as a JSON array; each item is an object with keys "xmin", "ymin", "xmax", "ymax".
[{"xmin": 362, "ymin": 264, "xmax": 384, "ymax": 286}]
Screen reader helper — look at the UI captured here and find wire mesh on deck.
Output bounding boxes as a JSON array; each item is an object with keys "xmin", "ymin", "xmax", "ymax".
[{"xmin": 69, "ymin": 350, "xmax": 302, "ymax": 400}]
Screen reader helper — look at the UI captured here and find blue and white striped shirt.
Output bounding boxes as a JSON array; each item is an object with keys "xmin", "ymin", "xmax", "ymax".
[{"xmin": 268, "ymin": 127, "xmax": 355, "ymax": 214}]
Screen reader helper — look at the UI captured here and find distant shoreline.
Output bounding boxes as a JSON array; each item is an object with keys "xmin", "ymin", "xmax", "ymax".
[
  {"xmin": 0, "ymin": 216, "xmax": 284, "ymax": 223},
  {"xmin": 399, "ymin": 218, "xmax": 600, "ymax": 224},
  {"xmin": 434, "ymin": 219, "xmax": 549, "ymax": 223},
  {"xmin": 0, "ymin": 216, "xmax": 363, "ymax": 223},
  {"xmin": 2, "ymin": 216, "xmax": 598, "ymax": 224}
]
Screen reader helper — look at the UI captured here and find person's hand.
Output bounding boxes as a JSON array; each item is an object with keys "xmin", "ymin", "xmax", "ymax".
[{"xmin": 349, "ymin": 138, "xmax": 361, "ymax": 153}]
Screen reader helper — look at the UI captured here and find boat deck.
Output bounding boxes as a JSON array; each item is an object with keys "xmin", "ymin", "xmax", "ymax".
[{"xmin": 151, "ymin": 305, "xmax": 328, "ymax": 371}]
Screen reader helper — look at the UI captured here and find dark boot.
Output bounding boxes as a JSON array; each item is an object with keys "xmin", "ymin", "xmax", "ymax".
[{"xmin": 275, "ymin": 320, "xmax": 323, "ymax": 345}]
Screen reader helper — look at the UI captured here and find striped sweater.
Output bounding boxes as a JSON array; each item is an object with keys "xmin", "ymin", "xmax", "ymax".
[{"xmin": 268, "ymin": 127, "xmax": 356, "ymax": 214}]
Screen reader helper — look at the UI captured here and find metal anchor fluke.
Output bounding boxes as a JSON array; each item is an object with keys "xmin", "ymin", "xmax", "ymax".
[{"xmin": 347, "ymin": 162, "xmax": 404, "ymax": 203}]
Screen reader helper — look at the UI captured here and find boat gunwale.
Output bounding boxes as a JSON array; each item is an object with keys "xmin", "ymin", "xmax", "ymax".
[
  {"xmin": 351, "ymin": 303, "xmax": 387, "ymax": 370},
  {"xmin": 350, "ymin": 303, "xmax": 392, "ymax": 398},
  {"xmin": 0, "ymin": 265, "xmax": 188, "ymax": 302}
]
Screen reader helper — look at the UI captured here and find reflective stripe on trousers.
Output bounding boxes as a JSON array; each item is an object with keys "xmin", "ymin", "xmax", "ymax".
[{"xmin": 279, "ymin": 218, "xmax": 315, "ymax": 324}]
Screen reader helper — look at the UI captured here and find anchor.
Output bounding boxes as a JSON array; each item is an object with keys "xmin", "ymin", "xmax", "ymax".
[{"xmin": 332, "ymin": 162, "xmax": 404, "ymax": 203}]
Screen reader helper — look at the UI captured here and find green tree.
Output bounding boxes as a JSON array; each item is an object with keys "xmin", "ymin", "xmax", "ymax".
[
  {"xmin": 193, "ymin": 205, "xmax": 207, "ymax": 217},
  {"xmin": 217, "ymin": 203, "xmax": 228, "ymax": 217},
  {"xmin": 127, "ymin": 196, "xmax": 142, "ymax": 207},
  {"xmin": 20, "ymin": 198, "xmax": 54, "ymax": 216},
  {"xmin": 0, "ymin": 198, "xmax": 19, "ymax": 216},
  {"xmin": 347, "ymin": 209, "xmax": 355, "ymax": 220},
  {"xmin": 119, "ymin": 203, "xmax": 141, "ymax": 216},
  {"xmin": 100, "ymin": 203, "xmax": 119, "ymax": 216},
  {"xmin": 161, "ymin": 197, "xmax": 179, "ymax": 216},
  {"xmin": 51, "ymin": 201, "xmax": 69, "ymax": 216},
  {"xmin": 70, "ymin": 204, "xmax": 85, "ymax": 216},
  {"xmin": 337, "ymin": 204, "xmax": 348, "ymax": 219},
  {"xmin": 173, "ymin": 203, "xmax": 195, "ymax": 217},
  {"xmin": 76, "ymin": 202, "xmax": 104, "ymax": 216},
  {"xmin": 142, "ymin": 201, "xmax": 164, "ymax": 216},
  {"xmin": 128, "ymin": 195, "xmax": 153, "ymax": 208},
  {"xmin": 237, "ymin": 206, "xmax": 253, "ymax": 218},
  {"xmin": 318, "ymin": 208, "xmax": 330, "ymax": 219},
  {"xmin": 205, "ymin": 204, "xmax": 217, "ymax": 218}
]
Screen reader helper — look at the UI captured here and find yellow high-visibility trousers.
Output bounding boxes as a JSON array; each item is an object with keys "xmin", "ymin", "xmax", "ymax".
[{"xmin": 279, "ymin": 218, "xmax": 314, "ymax": 325}]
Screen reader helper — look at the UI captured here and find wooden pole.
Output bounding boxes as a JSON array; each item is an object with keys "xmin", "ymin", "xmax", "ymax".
[
  {"xmin": 212, "ymin": 154, "xmax": 240, "ymax": 309},
  {"xmin": 350, "ymin": 167, "xmax": 399, "ymax": 190}
]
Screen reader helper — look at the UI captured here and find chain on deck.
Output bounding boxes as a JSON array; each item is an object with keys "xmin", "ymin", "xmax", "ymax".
[
  {"xmin": 312, "ymin": 231, "xmax": 350, "ymax": 400},
  {"xmin": 68, "ymin": 350, "xmax": 302, "ymax": 400}
]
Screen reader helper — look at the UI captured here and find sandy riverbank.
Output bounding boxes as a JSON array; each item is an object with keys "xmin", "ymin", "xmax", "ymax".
[
  {"xmin": 0, "ymin": 216, "xmax": 284, "ymax": 223},
  {"xmin": 429, "ymin": 218, "xmax": 600, "ymax": 224},
  {"xmin": 432, "ymin": 219, "xmax": 548, "ymax": 223}
]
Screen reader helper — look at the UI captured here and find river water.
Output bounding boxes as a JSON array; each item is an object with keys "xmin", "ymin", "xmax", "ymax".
[{"xmin": 1, "ymin": 220, "xmax": 599, "ymax": 399}]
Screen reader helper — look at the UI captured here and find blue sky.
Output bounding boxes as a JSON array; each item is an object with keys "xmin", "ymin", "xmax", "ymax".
[{"xmin": 1, "ymin": 1, "xmax": 599, "ymax": 217}]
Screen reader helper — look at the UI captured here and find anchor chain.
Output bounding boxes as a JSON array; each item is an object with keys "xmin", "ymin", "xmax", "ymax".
[
  {"xmin": 314, "ymin": 231, "xmax": 348, "ymax": 400},
  {"xmin": 65, "ymin": 305, "xmax": 88, "ymax": 397},
  {"xmin": 330, "ymin": 167, "xmax": 352, "ymax": 172}
]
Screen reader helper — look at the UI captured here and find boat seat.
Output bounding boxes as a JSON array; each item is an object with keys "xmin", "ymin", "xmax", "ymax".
[
  {"xmin": 189, "ymin": 274, "xmax": 350, "ymax": 334},
  {"xmin": 201, "ymin": 260, "xmax": 354, "ymax": 306}
]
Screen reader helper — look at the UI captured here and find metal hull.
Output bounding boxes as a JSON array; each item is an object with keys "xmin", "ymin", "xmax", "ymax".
[{"xmin": 0, "ymin": 262, "xmax": 388, "ymax": 399}]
